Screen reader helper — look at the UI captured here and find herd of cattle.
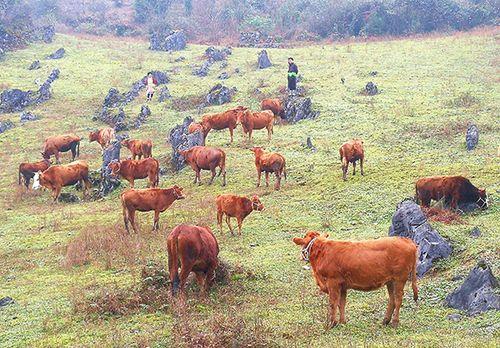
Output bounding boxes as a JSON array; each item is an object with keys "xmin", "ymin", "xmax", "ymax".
[{"xmin": 17, "ymin": 96, "xmax": 490, "ymax": 329}]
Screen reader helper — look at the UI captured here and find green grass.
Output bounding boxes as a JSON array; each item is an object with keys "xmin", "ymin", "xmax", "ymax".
[{"xmin": 0, "ymin": 29, "xmax": 499, "ymax": 347}]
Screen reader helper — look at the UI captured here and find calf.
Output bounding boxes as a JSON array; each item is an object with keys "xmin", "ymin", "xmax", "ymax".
[
  {"xmin": 293, "ymin": 231, "xmax": 418, "ymax": 329},
  {"xmin": 120, "ymin": 185, "xmax": 185, "ymax": 233},
  {"xmin": 167, "ymin": 224, "xmax": 219, "ymax": 296},
  {"xmin": 200, "ymin": 106, "xmax": 246, "ymax": 143},
  {"xmin": 250, "ymin": 147, "xmax": 286, "ymax": 190},
  {"xmin": 32, "ymin": 160, "xmax": 91, "ymax": 201},
  {"xmin": 261, "ymin": 98, "xmax": 283, "ymax": 117},
  {"xmin": 415, "ymin": 175, "xmax": 488, "ymax": 210},
  {"xmin": 238, "ymin": 109, "xmax": 274, "ymax": 142},
  {"xmin": 89, "ymin": 127, "xmax": 115, "ymax": 150},
  {"xmin": 42, "ymin": 134, "xmax": 81, "ymax": 164},
  {"xmin": 216, "ymin": 194, "xmax": 264, "ymax": 235},
  {"xmin": 108, "ymin": 158, "xmax": 159, "ymax": 188},
  {"xmin": 339, "ymin": 139, "xmax": 364, "ymax": 181},
  {"xmin": 121, "ymin": 139, "xmax": 152, "ymax": 160},
  {"xmin": 179, "ymin": 146, "xmax": 226, "ymax": 186},
  {"xmin": 18, "ymin": 159, "xmax": 51, "ymax": 189}
]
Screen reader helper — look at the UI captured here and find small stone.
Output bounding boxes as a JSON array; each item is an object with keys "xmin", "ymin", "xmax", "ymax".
[
  {"xmin": 28, "ymin": 60, "xmax": 41, "ymax": 70},
  {"xmin": 46, "ymin": 47, "xmax": 65, "ymax": 60},
  {"xmin": 447, "ymin": 313, "xmax": 462, "ymax": 322},
  {"xmin": 364, "ymin": 82, "xmax": 378, "ymax": 96},
  {"xmin": 470, "ymin": 227, "xmax": 481, "ymax": 238},
  {"xmin": 0, "ymin": 297, "xmax": 15, "ymax": 307}
]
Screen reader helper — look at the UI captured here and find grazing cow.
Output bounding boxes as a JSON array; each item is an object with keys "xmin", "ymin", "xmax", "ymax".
[
  {"xmin": 121, "ymin": 139, "xmax": 152, "ymax": 160},
  {"xmin": 415, "ymin": 175, "xmax": 488, "ymax": 210},
  {"xmin": 179, "ymin": 146, "xmax": 226, "ymax": 186},
  {"xmin": 261, "ymin": 98, "xmax": 283, "ymax": 117},
  {"xmin": 339, "ymin": 139, "xmax": 364, "ymax": 181},
  {"xmin": 250, "ymin": 147, "xmax": 287, "ymax": 190},
  {"xmin": 216, "ymin": 194, "xmax": 264, "ymax": 235},
  {"xmin": 89, "ymin": 127, "xmax": 115, "ymax": 150},
  {"xmin": 188, "ymin": 122, "xmax": 204, "ymax": 135},
  {"xmin": 42, "ymin": 134, "xmax": 81, "ymax": 164},
  {"xmin": 32, "ymin": 160, "xmax": 91, "ymax": 201},
  {"xmin": 120, "ymin": 185, "xmax": 185, "ymax": 233},
  {"xmin": 200, "ymin": 106, "xmax": 246, "ymax": 143},
  {"xmin": 167, "ymin": 224, "xmax": 219, "ymax": 296},
  {"xmin": 238, "ymin": 109, "xmax": 274, "ymax": 142},
  {"xmin": 108, "ymin": 157, "xmax": 159, "ymax": 188},
  {"xmin": 18, "ymin": 159, "xmax": 51, "ymax": 189},
  {"xmin": 293, "ymin": 231, "xmax": 418, "ymax": 329}
]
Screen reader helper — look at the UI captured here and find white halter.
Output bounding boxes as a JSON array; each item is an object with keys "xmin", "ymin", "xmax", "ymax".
[{"xmin": 301, "ymin": 237, "xmax": 317, "ymax": 262}]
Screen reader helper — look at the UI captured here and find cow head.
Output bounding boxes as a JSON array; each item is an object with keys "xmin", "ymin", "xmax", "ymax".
[
  {"xmin": 178, "ymin": 148, "xmax": 193, "ymax": 161},
  {"xmin": 88, "ymin": 130, "xmax": 99, "ymax": 142},
  {"xmin": 32, "ymin": 171, "xmax": 44, "ymax": 190},
  {"xmin": 120, "ymin": 139, "xmax": 130, "ymax": 148},
  {"xmin": 251, "ymin": 195, "xmax": 264, "ymax": 211},
  {"xmin": 107, "ymin": 161, "xmax": 121, "ymax": 176},
  {"xmin": 236, "ymin": 109, "xmax": 251, "ymax": 125},
  {"xmin": 250, "ymin": 147, "xmax": 265, "ymax": 158},
  {"xmin": 477, "ymin": 188, "xmax": 489, "ymax": 209},
  {"xmin": 293, "ymin": 231, "xmax": 329, "ymax": 246},
  {"xmin": 172, "ymin": 185, "xmax": 185, "ymax": 200}
]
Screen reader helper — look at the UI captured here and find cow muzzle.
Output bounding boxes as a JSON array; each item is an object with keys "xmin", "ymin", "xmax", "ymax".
[
  {"xmin": 32, "ymin": 172, "xmax": 42, "ymax": 190},
  {"xmin": 477, "ymin": 195, "xmax": 489, "ymax": 209}
]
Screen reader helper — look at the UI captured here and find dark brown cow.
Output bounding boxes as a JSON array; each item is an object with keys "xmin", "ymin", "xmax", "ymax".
[
  {"xmin": 179, "ymin": 146, "xmax": 226, "ymax": 186},
  {"xmin": 89, "ymin": 127, "xmax": 115, "ymax": 150},
  {"xmin": 250, "ymin": 147, "xmax": 286, "ymax": 190},
  {"xmin": 238, "ymin": 109, "xmax": 274, "ymax": 142},
  {"xmin": 120, "ymin": 185, "xmax": 185, "ymax": 233},
  {"xmin": 32, "ymin": 160, "xmax": 91, "ymax": 201},
  {"xmin": 216, "ymin": 194, "xmax": 264, "ymax": 235},
  {"xmin": 261, "ymin": 98, "xmax": 283, "ymax": 117},
  {"xmin": 293, "ymin": 231, "xmax": 418, "ymax": 329},
  {"xmin": 108, "ymin": 158, "xmax": 159, "ymax": 188},
  {"xmin": 200, "ymin": 106, "xmax": 247, "ymax": 143},
  {"xmin": 415, "ymin": 175, "xmax": 488, "ymax": 210},
  {"xmin": 167, "ymin": 224, "xmax": 219, "ymax": 296},
  {"xmin": 121, "ymin": 139, "xmax": 153, "ymax": 160},
  {"xmin": 18, "ymin": 159, "xmax": 51, "ymax": 189},
  {"xmin": 42, "ymin": 134, "xmax": 81, "ymax": 164},
  {"xmin": 339, "ymin": 139, "xmax": 364, "ymax": 181}
]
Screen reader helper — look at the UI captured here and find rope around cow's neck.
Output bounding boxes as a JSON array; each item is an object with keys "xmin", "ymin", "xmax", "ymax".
[
  {"xmin": 476, "ymin": 195, "xmax": 489, "ymax": 209},
  {"xmin": 301, "ymin": 237, "xmax": 317, "ymax": 263}
]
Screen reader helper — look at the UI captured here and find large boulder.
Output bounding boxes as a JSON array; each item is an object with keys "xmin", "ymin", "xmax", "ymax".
[
  {"xmin": 35, "ymin": 68, "xmax": 60, "ymax": 104},
  {"xmin": 169, "ymin": 117, "xmax": 204, "ymax": 171},
  {"xmin": 206, "ymin": 84, "xmax": 236, "ymax": 106},
  {"xmin": 466, "ymin": 123, "xmax": 479, "ymax": 151},
  {"xmin": 46, "ymin": 48, "xmax": 65, "ymax": 60},
  {"xmin": 446, "ymin": 261, "xmax": 499, "ymax": 315},
  {"xmin": 205, "ymin": 46, "xmax": 231, "ymax": 62},
  {"xmin": 388, "ymin": 200, "xmax": 452, "ymax": 277},
  {"xmin": 150, "ymin": 30, "xmax": 186, "ymax": 52},
  {"xmin": 0, "ymin": 89, "xmax": 34, "ymax": 113},
  {"xmin": 282, "ymin": 96, "xmax": 319, "ymax": 123},
  {"xmin": 0, "ymin": 297, "xmax": 14, "ymax": 307},
  {"xmin": 99, "ymin": 140, "xmax": 122, "ymax": 195},
  {"xmin": 123, "ymin": 80, "xmax": 145, "ymax": 105},
  {"xmin": 0, "ymin": 120, "xmax": 15, "ymax": 134},
  {"xmin": 103, "ymin": 88, "xmax": 123, "ymax": 108},
  {"xmin": 158, "ymin": 86, "xmax": 171, "ymax": 102},
  {"xmin": 257, "ymin": 50, "xmax": 272, "ymax": 69}
]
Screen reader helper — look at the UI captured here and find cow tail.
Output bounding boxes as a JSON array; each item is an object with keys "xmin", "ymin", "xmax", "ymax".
[
  {"xmin": 18, "ymin": 167, "xmax": 22, "ymax": 185},
  {"xmin": 155, "ymin": 159, "xmax": 160, "ymax": 187},
  {"xmin": 169, "ymin": 237, "xmax": 180, "ymax": 295},
  {"xmin": 218, "ymin": 151, "xmax": 226, "ymax": 177},
  {"xmin": 76, "ymin": 140, "xmax": 80, "ymax": 158},
  {"xmin": 120, "ymin": 193, "xmax": 129, "ymax": 233},
  {"xmin": 411, "ymin": 249, "xmax": 419, "ymax": 303},
  {"xmin": 414, "ymin": 183, "xmax": 419, "ymax": 204},
  {"xmin": 283, "ymin": 161, "xmax": 287, "ymax": 181}
]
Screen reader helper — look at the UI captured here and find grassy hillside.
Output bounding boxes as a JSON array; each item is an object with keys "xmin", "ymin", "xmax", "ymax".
[{"xmin": 0, "ymin": 29, "xmax": 498, "ymax": 347}]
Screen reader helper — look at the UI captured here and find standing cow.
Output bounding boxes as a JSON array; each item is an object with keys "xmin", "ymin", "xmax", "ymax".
[
  {"xmin": 89, "ymin": 127, "xmax": 115, "ymax": 150},
  {"xmin": 108, "ymin": 157, "xmax": 159, "ymax": 188},
  {"xmin": 216, "ymin": 194, "xmax": 264, "ymax": 235},
  {"xmin": 18, "ymin": 159, "xmax": 51, "ymax": 190},
  {"xmin": 179, "ymin": 146, "xmax": 226, "ymax": 186},
  {"xmin": 339, "ymin": 139, "xmax": 364, "ymax": 181},
  {"xmin": 167, "ymin": 224, "xmax": 219, "ymax": 296},
  {"xmin": 42, "ymin": 134, "xmax": 81, "ymax": 164},
  {"xmin": 261, "ymin": 98, "xmax": 283, "ymax": 117},
  {"xmin": 250, "ymin": 147, "xmax": 287, "ymax": 190},
  {"xmin": 238, "ymin": 109, "xmax": 274, "ymax": 142},
  {"xmin": 200, "ymin": 106, "xmax": 246, "ymax": 144},
  {"xmin": 121, "ymin": 139, "xmax": 153, "ymax": 160}
]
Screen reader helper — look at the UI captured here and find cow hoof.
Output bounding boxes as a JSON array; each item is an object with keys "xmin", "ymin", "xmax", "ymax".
[
  {"xmin": 390, "ymin": 321, "xmax": 399, "ymax": 329},
  {"xmin": 327, "ymin": 321, "xmax": 338, "ymax": 329},
  {"xmin": 382, "ymin": 318, "xmax": 391, "ymax": 326}
]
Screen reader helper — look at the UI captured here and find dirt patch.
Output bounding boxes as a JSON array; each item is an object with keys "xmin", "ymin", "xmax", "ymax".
[{"xmin": 422, "ymin": 207, "xmax": 464, "ymax": 225}]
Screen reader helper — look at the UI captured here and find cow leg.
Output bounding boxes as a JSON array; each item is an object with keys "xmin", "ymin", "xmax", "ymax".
[
  {"xmin": 256, "ymin": 170, "xmax": 261, "ymax": 188},
  {"xmin": 383, "ymin": 281, "xmax": 395, "ymax": 325},
  {"xmin": 123, "ymin": 207, "xmax": 130, "ymax": 233},
  {"xmin": 205, "ymin": 262, "xmax": 217, "ymax": 293},
  {"xmin": 196, "ymin": 168, "xmax": 202, "ymax": 185},
  {"xmin": 153, "ymin": 210, "xmax": 160, "ymax": 231},
  {"xmin": 52, "ymin": 186, "xmax": 62, "ymax": 202},
  {"xmin": 71, "ymin": 146, "xmax": 76, "ymax": 161},
  {"xmin": 129, "ymin": 210, "xmax": 139, "ymax": 233},
  {"xmin": 352, "ymin": 161, "xmax": 356, "ymax": 175},
  {"xmin": 229, "ymin": 127, "xmax": 234, "ymax": 144},
  {"xmin": 225, "ymin": 216, "xmax": 234, "ymax": 236},
  {"xmin": 128, "ymin": 178, "xmax": 134, "ymax": 188},
  {"xmin": 267, "ymin": 125, "xmax": 272, "ymax": 141},
  {"xmin": 178, "ymin": 262, "xmax": 194, "ymax": 296},
  {"xmin": 209, "ymin": 167, "xmax": 216, "ymax": 185},
  {"xmin": 274, "ymin": 171, "xmax": 281, "ymax": 190},
  {"xmin": 265, "ymin": 172, "xmax": 270, "ymax": 187},
  {"xmin": 326, "ymin": 281, "xmax": 340, "ymax": 328},
  {"xmin": 391, "ymin": 281, "xmax": 405, "ymax": 328},
  {"xmin": 248, "ymin": 129, "xmax": 253, "ymax": 142},
  {"xmin": 360, "ymin": 158, "xmax": 364, "ymax": 176},
  {"xmin": 342, "ymin": 158, "xmax": 348, "ymax": 181},
  {"xmin": 236, "ymin": 217, "xmax": 243, "ymax": 236},
  {"xmin": 217, "ymin": 211, "xmax": 224, "ymax": 235},
  {"xmin": 195, "ymin": 272, "xmax": 206, "ymax": 296},
  {"xmin": 24, "ymin": 176, "xmax": 30, "ymax": 190},
  {"xmin": 339, "ymin": 287, "xmax": 347, "ymax": 324},
  {"xmin": 55, "ymin": 152, "xmax": 61, "ymax": 164}
]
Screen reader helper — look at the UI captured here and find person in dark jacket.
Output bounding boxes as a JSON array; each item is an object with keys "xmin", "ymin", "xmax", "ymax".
[{"xmin": 287, "ymin": 57, "xmax": 298, "ymax": 91}]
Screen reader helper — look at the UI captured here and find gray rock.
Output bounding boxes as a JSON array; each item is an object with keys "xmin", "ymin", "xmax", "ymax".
[
  {"xmin": 470, "ymin": 227, "xmax": 481, "ymax": 238},
  {"xmin": 206, "ymin": 84, "xmax": 236, "ymax": 106},
  {"xmin": 169, "ymin": 117, "xmax": 204, "ymax": 171},
  {"xmin": 0, "ymin": 297, "xmax": 14, "ymax": 307},
  {"xmin": 36, "ymin": 69, "xmax": 60, "ymax": 104},
  {"xmin": 150, "ymin": 30, "xmax": 186, "ymax": 52},
  {"xmin": 28, "ymin": 60, "xmax": 41, "ymax": 70},
  {"xmin": 447, "ymin": 313, "xmax": 462, "ymax": 322},
  {"xmin": 133, "ymin": 105, "xmax": 151, "ymax": 128},
  {"xmin": 365, "ymin": 82, "xmax": 378, "ymax": 96},
  {"xmin": 257, "ymin": 50, "xmax": 272, "ymax": 69},
  {"xmin": 218, "ymin": 72, "xmax": 229, "ymax": 80},
  {"xmin": 158, "ymin": 86, "xmax": 171, "ymax": 102},
  {"xmin": 0, "ymin": 89, "xmax": 34, "ymax": 113},
  {"xmin": 234, "ymin": 68, "xmax": 240, "ymax": 74},
  {"xmin": 306, "ymin": 137, "xmax": 317, "ymax": 152},
  {"xmin": 369, "ymin": 71, "xmax": 378, "ymax": 76},
  {"xmin": 446, "ymin": 261, "xmax": 499, "ymax": 315},
  {"xmin": 99, "ymin": 140, "xmax": 122, "ymax": 195},
  {"xmin": 174, "ymin": 56, "xmax": 185, "ymax": 62},
  {"xmin": 103, "ymin": 88, "xmax": 123, "ymax": 108},
  {"xmin": 20, "ymin": 111, "xmax": 39, "ymax": 123},
  {"xmin": 205, "ymin": 46, "xmax": 231, "ymax": 61},
  {"xmin": 388, "ymin": 200, "xmax": 452, "ymax": 277},
  {"xmin": 147, "ymin": 70, "xmax": 169, "ymax": 85},
  {"xmin": 41, "ymin": 25, "xmax": 55, "ymax": 43},
  {"xmin": 220, "ymin": 61, "xmax": 228, "ymax": 69},
  {"xmin": 193, "ymin": 60, "xmax": 212, "ymax": 77},
  {"xmin": 0, "ymin": 120, "xmax": 15, "ymax": 134},
  {"xmin": 466, "ymin": 124, "xmax": 479, "ymax": 151},
  {"xmin": 46, "ymin": 48, "xmax": 65, "ymax": 59},
  {"xmin": 282, "ymin": 96, "xmax": 319, "ymax": 124},
  {"xmin": 58, "ymin": 192, "xmax": 80, "ymax": 203}
]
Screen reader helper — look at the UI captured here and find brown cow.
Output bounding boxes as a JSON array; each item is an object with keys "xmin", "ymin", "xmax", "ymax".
[
  {"xmin": 216, "ymin": 194, "xmax": 264, "ymax": 235},
  {"xmin": 167, "ymin": 224, "xmax": 219, "ymax": 296},
  {"xmin": 188, "ymin": 122, "xmax": 204, "ymax": 135},
  {"xmin": 415, "ymin": 175, "xmax": 488, "ymax": 210},
  {"xmin": 89, "ymin": 127, "xmax": 115, "ymax": 150},
  {"xmin": 339, "ymin": 139, "xmax": 364, "ymax": 181},
  {"xmin": 179, "ymin": 146, "xmax": 226, "ymax": 186},
  {"xmin": 238, "ymin": 109, "xmax": 274, "ymax": 142},
  {"xmin": 261, "ymin": 98, "xmax": 283, "ymax": 117},
  {"xmin": 42, "ymin": 134, "xmax": 81, "ymax": 164},
  {"xmin": 32, "ymin": 160, "xmax": 91, "ymax": 201},
  {"xmin": 18, "ymin": 159, "xmax": 51, "ymax": 189},
  {"xmin": 108, "ymin": 158, "xmax": 159, "ymax": 188},
  {"xmin": 293, "ymin": 231, "xmax": 418, "ymax": 329},
  {"xmin": 200, "ymin": 106, "xmax": 247, "ymax": 143},
  {"xmin": 121, "ymin": 139, "xmax": 152, "ymax": 160},
  {"xmin": 120, "ymin": 185, "xmax": 185, "ymax": 233},
  {"xmin": 250, "ymin": 147, "xmax": 287, "ymax": 190}
]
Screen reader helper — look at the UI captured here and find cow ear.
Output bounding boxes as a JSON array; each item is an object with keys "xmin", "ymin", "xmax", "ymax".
[
  {"xmin": 292, "ymin": 237, "xmax": 304, "ymax": 245},
  {"xmin": 321, "ymin": 233, "xmax": 329, "ymax": 239}
]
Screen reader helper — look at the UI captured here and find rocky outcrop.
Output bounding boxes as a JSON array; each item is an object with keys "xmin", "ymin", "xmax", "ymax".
[
  {"xmin": 36, "ymin": 68, "xmax": 60, "ymax": 104},
  {"xmin": 239, "ymin": 31, "xmax": 282, "ymax": 48},
  {"xmin": 206, "ymin": 84, "xmax": 236, "ymax": 106},
  {"xmin": 158, "ymin": 86, "xmax": 172, "ymax": 102},
  {"xmin": 103, "ymin": 88, "xmax": 122, "ymax": 108},
  {"xmin": 169, "ymin": 117, "xmax": 204, "ymax": 171},
  {"xmin": 150, "ymin": 30, "xmax": 187, "ymax": 51},
  {"xmin": 257, "ymin": 50, "xmax": 272, "ymax": 69},
  {"xmin": 282, "ymin": 95, "xmax": 319, "ymax": 124},
  {"xmin": 0, "ymin": 120, "xmax": 15, "ymax": 134},
  {"xmin": 218, "ymin": 72, "xmax": 229, "ymax": 80},
  {"xmin": 28, "ymin": 60, "xmax": 41, "ymax": 70},
  {"xmin": 99, "ymin": 139, "xmax": 122, "ymax": 195},
  {"xmin": 205, "ymin": 46, "xmax": 231, "ymax": 61},
  {"xmin": 133, "ymin": 105, "xmax": 151, "ymax": 129},
  {"xmin": 20, "ymin": 111, "xmax": 39, "ymax": 123},
  {"xmin": 193, "ymin": 61, "xmax": 212, "ymax": 77},
  {"xmin": 466, "ymin": 124, "xmax": 479, "ymax": 151},
  {"xmin": 46, "ymin": 48, "xmax": 65, "ymax": 60}
]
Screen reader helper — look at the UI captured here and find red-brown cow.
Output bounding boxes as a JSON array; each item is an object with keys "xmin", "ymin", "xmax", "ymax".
[
  {"xmin": 415, "ymin": 175, "xmax": 488, "ymax": 210},
  {"xmin": 293, "ymin": 231, "xmax": 418, "ymax": 329},
  {"xmin": 120, "ymin": 185, "xmax": 185, "ymax": 233},
  {"xmin": 167, "ymin": 224, "xmax": 219, "ymax": 296},
  {"xmin": 216, "ymin": 194, "xmax": 264, "ymax": 235},
  {"xmin": 238, "ymin": 109, "xmax": 274, "ymax": 142},
  {"xmin": 42, "ymin": 134, "xmax": 81, "ymax": 164},
  {"xmin": 108, "ymin": 158, "xmax": 159, "ymax": 188},
  {"xmin": 339, "ymin": 139, "xmax": 364, "ymax": 181},
  {"xmin": 250, "ymin": 147, "xmax": 287, "ymax": 190},
  {"xmin": 121, "ymin": 139, "xmax": 153, "ymax": 160},
  {"xmin": 200, "ymin": 106, "xmax": 247, "ymax": 143},
  {"xmin": 261, "ymin": 98, "xmax": 283, "ymax": 117},
  {"xmin": 32, "ymin": 160, "xmax": 91, "ymax": 201},
  {"xmin": 179, "ymin": 146, "xmax": 226, "ymax": 186},
  {"xmin": 188, "ymin": 122, "xmax": 204, "ymax": 135},
  {"xmin": 89, "ymin": 127, "xmax": 115, "ymax": 150},
  {"xmin": 18, "ymin": 159, "xmax": 51, "ymax": 189}
]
